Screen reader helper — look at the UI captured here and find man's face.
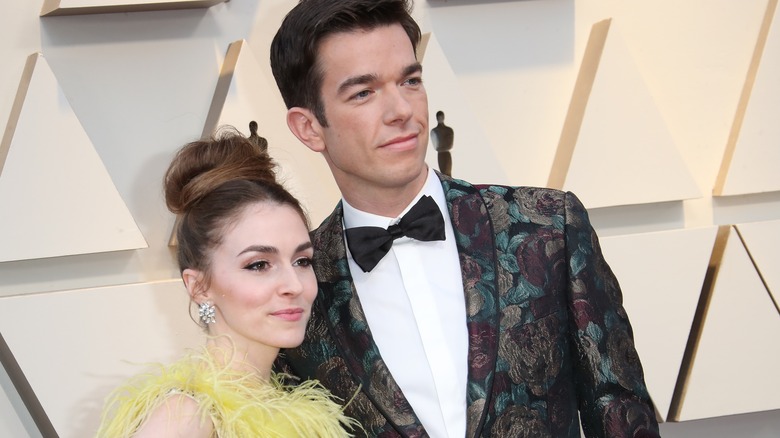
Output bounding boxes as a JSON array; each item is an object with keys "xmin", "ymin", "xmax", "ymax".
[{"xmin": 312, "ymin": 24, "xmax": 429, "ymax": 206}]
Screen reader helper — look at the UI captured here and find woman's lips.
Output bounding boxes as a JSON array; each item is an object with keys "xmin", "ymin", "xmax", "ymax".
[{"xmin": 271, "ymin": 308, "xmax": 304, "ymax": 321}]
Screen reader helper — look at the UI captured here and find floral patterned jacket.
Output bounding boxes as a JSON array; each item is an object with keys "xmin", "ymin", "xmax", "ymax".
[{"xmin": 277, "ymin": 173, "xmax": 660, "ymax": 438}]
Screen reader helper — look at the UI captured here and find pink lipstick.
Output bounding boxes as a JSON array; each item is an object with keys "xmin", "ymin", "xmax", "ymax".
[{"xmin": 271, "ymin": 308, "xmax": 304, "ymax": 322}]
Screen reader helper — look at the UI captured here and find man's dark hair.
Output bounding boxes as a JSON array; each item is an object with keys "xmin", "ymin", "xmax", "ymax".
[{"xmin": 270, "ymin": 0, "xmax": 421, "ymax": 127}]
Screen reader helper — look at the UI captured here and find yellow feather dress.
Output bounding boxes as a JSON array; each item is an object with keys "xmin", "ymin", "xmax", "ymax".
[{"xmin": 97, "ymin": 348, "xmax": 359, "ymax": 437}]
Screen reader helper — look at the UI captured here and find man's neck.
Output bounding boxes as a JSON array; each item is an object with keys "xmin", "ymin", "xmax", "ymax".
[{"xmin": 341, "ymin": 169, "xmax": 430, "ymax": 218}]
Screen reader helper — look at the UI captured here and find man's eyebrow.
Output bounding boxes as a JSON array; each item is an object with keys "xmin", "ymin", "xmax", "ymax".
[
  {"xmin": 336, "ymin": 63, "xmax": 423, "ymax": 96},
  {"xmin": 402, "ymin": 62, "xmax": 423, "ymax": 77},
  {"xmin": 337, "ymin": 73, "xmax": 378, "ymax": 95}
]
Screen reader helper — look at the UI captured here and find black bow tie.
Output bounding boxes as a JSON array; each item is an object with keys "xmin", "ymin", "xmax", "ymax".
[{"xmin": 345, "ymin": 195, "xmax": 445, "ymax": 272}]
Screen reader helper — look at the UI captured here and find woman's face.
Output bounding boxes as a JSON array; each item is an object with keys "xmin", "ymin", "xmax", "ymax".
[{"xmin": 197, "ymin": 202, "xmax": 316, "ymax": 359}]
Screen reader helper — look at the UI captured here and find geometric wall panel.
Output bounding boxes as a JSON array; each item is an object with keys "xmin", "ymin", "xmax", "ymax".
[
  {"xmin": 549, "ymin": 19, "xmax": 701, "ymax": 209},
  {"xmin": 40, "ymin": 0, "xmax": 228, "ymax": 17},
  {"xmin": 1, "ymin": 331, "xmax": 50, "ymax": 437},
  {"xmin": 0, "ymin": 280, "xmax": 202, "ymax": 437},
  {"xmin": 600, "ymin": 226, "xmax": 718, "ymax": 421},
  {"xmin": 420, "ymin": 32, "xmax": 511, "ymax": 185},
  {"xmin": 676, "ymin": 226, "xmax": 780, "ymax": 421},
  {"xmin": 0, "ymin": 379, "xmax": 34, "ymax": 438},
  {"xmin": 0, "ymin": 391, "xmax": 38, "ymax": 438},
  {"xmin": 735, "ymin": 219, "xmax": 780, "ymax": 311},
  {"xmin": 714, "ymin": 0, "xmax": 780, "ymax": 196},
  {"xmin": 0, "ymin": 53, "xmax": 147, "ymax": 263},
  {"xmin": 201, "ymin": 39, "xmax": 341, "ymax": 228}
]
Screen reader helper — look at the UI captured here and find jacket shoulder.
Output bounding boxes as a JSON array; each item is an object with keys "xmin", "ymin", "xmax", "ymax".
[{"xmin": 476, "ymin": 183, "xmax": 575, "ymax": 226}]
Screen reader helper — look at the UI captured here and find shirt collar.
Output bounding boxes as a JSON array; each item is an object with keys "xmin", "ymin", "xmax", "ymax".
[{"xmin": 342, "ymin": 169, "xmax": 445, "ymax": 230}]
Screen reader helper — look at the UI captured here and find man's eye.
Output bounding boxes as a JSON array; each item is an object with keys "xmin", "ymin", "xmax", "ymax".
[
  {"xmin": 404, "ymin": 77, "xmax": 422, "ymax": 86},
  {"xmin": 352, "ymin": 89, "xmax": 371, "ymax": 100}
]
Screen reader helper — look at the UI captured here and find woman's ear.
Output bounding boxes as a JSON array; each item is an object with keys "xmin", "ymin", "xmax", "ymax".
[
  {"xmin": 182, "ymin": 268, "xmax": 206, "ymax": 302},
  {"xmin": 287, "ymin": 107, "xmax": 326, "ymax": 153}
]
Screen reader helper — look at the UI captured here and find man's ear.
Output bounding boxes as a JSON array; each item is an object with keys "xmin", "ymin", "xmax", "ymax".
[
  {"xmin": 287, "ymin": 107, "xmax": 326, "ymax": 153},
  {"xmin": 182, "ymin": 268, "xmax": 207, "ymax": 302}
]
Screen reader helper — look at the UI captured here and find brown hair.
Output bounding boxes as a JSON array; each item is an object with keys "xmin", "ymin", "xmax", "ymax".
[
  {"xmin": 164, "ymin": 127, "xmax": 308, "ymax": 289},
  {"xmin": 270, "ymin": 0, "xmax": 421, "ymax": 126}
]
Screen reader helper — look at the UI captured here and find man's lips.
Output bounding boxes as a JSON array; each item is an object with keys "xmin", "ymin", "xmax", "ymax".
[{"xmin": 379, "ymin": 133, "xmax": 418, "ymax": 149}]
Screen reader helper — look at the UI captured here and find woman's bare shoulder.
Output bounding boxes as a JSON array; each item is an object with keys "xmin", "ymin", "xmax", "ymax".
[{"xmin": 132, "ymin": 393, "xmax": 213, "ymax": 438}]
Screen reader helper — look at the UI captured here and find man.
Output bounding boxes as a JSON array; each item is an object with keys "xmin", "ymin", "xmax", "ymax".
[{"xmin": 270, "ymin": 1, "xmax": 659, "ymax": 437}]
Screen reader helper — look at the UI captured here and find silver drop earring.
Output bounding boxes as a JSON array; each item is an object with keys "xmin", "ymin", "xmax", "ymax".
[{"xmin": 198, "ymin": 301, "xmax": 216, "ymax": 324}]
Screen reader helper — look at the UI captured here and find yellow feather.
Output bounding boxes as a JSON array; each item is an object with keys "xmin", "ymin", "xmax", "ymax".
[{"xmin": 97, "ymin": 348, "xmax": 360, "ymax": 437}]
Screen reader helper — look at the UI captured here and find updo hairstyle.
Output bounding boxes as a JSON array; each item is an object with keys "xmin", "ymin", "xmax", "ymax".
[{"xmin": 164, "ymin": 127, "xmax": 308, "ymax": 289}]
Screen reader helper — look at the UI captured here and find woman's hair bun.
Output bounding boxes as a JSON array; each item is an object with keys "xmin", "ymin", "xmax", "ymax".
[{"xmin": 164, "ymin": 126, "xmax": 277, "ymax": 215}]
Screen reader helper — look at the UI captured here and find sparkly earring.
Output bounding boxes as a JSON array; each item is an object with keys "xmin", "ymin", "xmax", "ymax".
[{"xmin": 198, "ymin": 301, "xmax": 216, "ymax": 324}]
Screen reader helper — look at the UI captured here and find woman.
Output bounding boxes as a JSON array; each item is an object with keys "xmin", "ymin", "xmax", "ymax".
[{"xmin": 98, "ymin": 129, "xmax": 358, "ymax": 437}]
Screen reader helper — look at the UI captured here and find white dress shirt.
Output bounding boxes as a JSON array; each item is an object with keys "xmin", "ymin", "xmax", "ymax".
[{"xmin": 342, "ymin": 169, "xmax": 468, "ymax": 438}]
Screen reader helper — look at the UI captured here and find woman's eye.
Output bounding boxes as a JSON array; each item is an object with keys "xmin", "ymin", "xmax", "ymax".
[
  {"xmin": 244, "ymin": 260, "xmax": 269, "ymax": 271},
  {"xmin": 295, "ymin": 257, "xmax": 313, "ymax": 268}
]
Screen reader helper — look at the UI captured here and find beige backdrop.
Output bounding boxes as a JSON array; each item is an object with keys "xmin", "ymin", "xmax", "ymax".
[{"xmin": 1, "ymin": 0, "xmax": 779, "ymax": 437}]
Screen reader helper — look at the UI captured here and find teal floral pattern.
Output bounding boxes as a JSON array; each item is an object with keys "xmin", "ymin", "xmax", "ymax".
[{"xmin": 276, "ymin": 173, "xmax": 659, "ymax": 438}]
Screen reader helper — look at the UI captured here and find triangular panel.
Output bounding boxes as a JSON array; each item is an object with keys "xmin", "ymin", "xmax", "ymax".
[
  {"xmin": 599, "ymin": 227, "xmax": 718, "ymax": 420},
  {"xmin": 735, "ymin": 219, "xmax": 780, "ymax": 311},
  {"xmin": 0, "ymin": 375, "xmax": 37, "ymax": 437},
  {"xmin": 550, "ymin": 19, "xmax": 701, "ymax": 208},
  {"xmin": 714, "ymin": 0, "xmax": 780, "ymax": 196},
  {"xmin": 420, "ymin": 32, "xmax": 510, "ymax": 185},
  {"xmin": 0, "ymin": 280, "xmax": 202, "ymax": 437},
  {"xmin": 202, "ymin": 39, "xmax": 340, "ymax": 228},
  {"xmin": 0, "ymin": 53, "xmax": 146, "ymax": 262},
  {"xmin": 40, "ymin": 0, "xmax": 228, "ymax": 16},
  {"xmin": 1, "ymin": 330, "xmax": 55, "ymax": 436},
  {"xmin": 677, "ymin": 227, "xmax": 780, "ymax": 421}
]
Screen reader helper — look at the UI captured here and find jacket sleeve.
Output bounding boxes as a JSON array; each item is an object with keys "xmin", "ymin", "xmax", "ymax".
[{"xmin": 563, "ymin": 191, "xmax": 660, "ymax": 438}]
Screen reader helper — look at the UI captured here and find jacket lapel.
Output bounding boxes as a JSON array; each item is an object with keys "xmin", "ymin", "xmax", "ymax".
[
  {"xmin": 313, "ymin": 174, "xmax": 501, "ymax": 437},
  {"xmin": 440, "ymin": 175, "xmax": 500, "ymax": 438},
  {"xmin": 312, "ymin": 204, "xmax": 425, "ymax": 435}
]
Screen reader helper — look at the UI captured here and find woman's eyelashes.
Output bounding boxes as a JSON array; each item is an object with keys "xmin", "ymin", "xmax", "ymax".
[
  {"xmin": 243, "ymin": 260, "xmax": 270, "ymax": 271},
  {"xmin": 294, "ymin": 257, "xmax": 313, "ymax": 268},
  {"xmin": 242, "ymin": 255, "xmax": 313, "ymax": 272}
]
